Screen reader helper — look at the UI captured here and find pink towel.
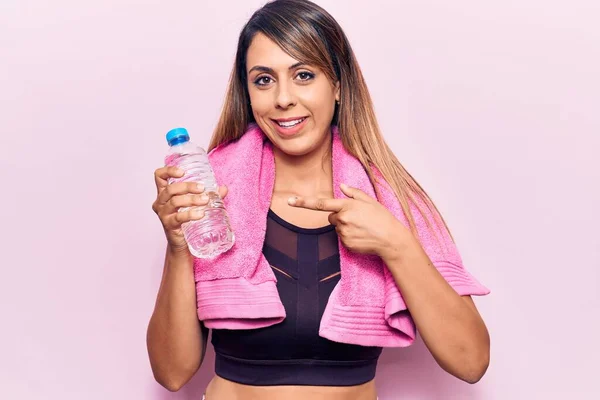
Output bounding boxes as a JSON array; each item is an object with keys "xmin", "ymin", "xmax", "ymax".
[{"xmin": 193, "ymin": 124, "xmax": 489, "ymax": 347}]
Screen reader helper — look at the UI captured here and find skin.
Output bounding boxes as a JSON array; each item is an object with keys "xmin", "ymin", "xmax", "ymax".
[{"xmin": 147, "ymin": 32, "xmax": 489, "ymax": 399}]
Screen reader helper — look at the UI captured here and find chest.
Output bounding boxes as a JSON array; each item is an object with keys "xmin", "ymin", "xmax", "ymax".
[{"xmin": 270, "ymin": 191, "xmax": 333, "ymax": 229}]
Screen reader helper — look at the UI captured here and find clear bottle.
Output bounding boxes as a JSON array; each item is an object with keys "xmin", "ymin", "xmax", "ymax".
[{"xmin": 164, "ymin": 127, "xmax": 234, "ymax": 258}]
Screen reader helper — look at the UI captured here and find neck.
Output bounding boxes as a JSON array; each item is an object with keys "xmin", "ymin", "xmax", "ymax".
[{"xmin": 273, "ymin": 133, "xmax": 333, "ymax": 198}]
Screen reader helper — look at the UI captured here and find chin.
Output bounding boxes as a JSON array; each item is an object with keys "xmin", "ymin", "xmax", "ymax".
[{"xmin": 271, "ymin": 136, "xmax": 317, "ymax": 157}]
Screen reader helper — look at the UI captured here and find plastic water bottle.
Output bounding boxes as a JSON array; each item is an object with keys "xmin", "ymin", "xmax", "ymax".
[{"xmin": 164, "ymin": 127, "xmax": 234, "ymax": 258}]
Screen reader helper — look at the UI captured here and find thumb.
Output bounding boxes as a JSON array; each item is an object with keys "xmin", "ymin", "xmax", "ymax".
[
  {"xmin": 218, "ymin": 185, "xmax": 229, "ymax": 199},
  {"xmin": 340, "ymin": 183, "xmax": 371, "ymax": 202}
]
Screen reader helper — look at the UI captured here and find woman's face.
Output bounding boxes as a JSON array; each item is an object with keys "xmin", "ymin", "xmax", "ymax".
[{"xmin": 246, "ymin": 33, "xmax": 339, "ymax": 157}]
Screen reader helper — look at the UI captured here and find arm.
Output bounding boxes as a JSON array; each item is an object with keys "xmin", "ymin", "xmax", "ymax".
[
  {"xmin": 383, "ymin": 235, "xmax": 490, "ymax": 383},
  {"xmin": 146, "ymin": 245, "xmax": 208, "ymax": 392},
  {"xmin": 288, "ymin": 184, "xmax": 490, "ymax": 383},
  {"xmin": 148, "ymin": 167, "xmax": 227, "ymax": 391}
]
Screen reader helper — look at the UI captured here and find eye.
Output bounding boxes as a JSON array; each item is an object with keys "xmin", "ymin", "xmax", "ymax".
[
  {"xmin": 296, "ymin": 71, "xmax": 315, "ymax": 81},
  {"xmin": 254, "ymin": 76, "xmax": 273, "ymax": 86}
]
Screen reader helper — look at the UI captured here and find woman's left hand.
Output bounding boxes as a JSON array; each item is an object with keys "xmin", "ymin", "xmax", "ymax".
[{"xmin": 288, "ymin": 183, "xmax": 410, "ymax": 260}]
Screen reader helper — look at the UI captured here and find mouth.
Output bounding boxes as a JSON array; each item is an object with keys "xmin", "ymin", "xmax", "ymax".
[
  {"xmin": 272, "ymin": 116, "xmax": 308, "ymax": 128},
  {"xmin": 270, "ymin": 116, "xmax": 309, "ymax": 137}
]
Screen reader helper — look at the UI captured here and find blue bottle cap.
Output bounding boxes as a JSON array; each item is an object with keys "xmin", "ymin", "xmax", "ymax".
[{"xmin": 166, "ymin": 127, "xmax": 190, "ymax": 146}]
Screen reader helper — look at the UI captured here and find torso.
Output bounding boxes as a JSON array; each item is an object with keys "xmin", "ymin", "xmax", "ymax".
[
  {"xmin": 206, "ymin": 190, "xmax": 379, "ymax": 400},
  {"xmin": 205, "ymin": 375, "xmax": 377, "ymax": 400},
  {"xmin": 270, "ymin": 190, "xmax": 333, "ymax": 228}
]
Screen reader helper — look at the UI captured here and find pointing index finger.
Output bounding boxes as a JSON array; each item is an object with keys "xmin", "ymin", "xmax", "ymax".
[{"xmin": 288, "ymin": 196, "xmax": 346, "ymax": 212}]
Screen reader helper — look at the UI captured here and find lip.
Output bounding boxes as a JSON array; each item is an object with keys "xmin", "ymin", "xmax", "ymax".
[
  {"xmin": 272, "ymin": 116, "xmax": 308, "ymax": 123},
  {"xmin": 270, "ymin": 116, "xmax": 309, "ymax": 137}
]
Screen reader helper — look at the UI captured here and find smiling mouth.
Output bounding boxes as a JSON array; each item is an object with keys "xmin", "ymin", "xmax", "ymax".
[{"xmin": 272, "ymin": 117, "xmax": 307, "ymax": 128}]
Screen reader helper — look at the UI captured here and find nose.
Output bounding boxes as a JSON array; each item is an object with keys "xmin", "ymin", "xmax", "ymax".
[{"xmin": 275, "ymin": 81, "xmax": 296, "ymax": 109}]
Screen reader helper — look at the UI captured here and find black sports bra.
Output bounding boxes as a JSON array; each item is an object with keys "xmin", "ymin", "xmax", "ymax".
[{"xmin": 210, "ymin": 209, "xmax": 383, "ymax": 386}]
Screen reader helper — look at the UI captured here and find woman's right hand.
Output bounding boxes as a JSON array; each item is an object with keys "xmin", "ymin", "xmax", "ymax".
[{"xmin": 152, "ymin": 166, "xmax": 229, "ymax": 253}]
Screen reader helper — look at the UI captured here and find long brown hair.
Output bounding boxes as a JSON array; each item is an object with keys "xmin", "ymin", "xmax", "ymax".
[{"xmin": 209, "ymin": 0, "xmax": 450, "ymax": 236}]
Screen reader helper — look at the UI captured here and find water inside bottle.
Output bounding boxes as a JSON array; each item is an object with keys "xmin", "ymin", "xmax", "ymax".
[{"xmin": 165, "ymin": 150, "xmax": 235, "ymax": 258}]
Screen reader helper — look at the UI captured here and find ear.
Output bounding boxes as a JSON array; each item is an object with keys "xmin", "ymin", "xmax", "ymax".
[{"xmin": 334, "ymin": 81, "xmax": 341, "ymax": 102}]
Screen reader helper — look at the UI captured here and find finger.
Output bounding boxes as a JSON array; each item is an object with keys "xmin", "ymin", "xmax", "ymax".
[
  {"xmin": 288, "ymin": 196, "xmax": 346, "ymax": 212},
  {"xmin": 168, "ymin": 193, "xmax": 210, "ymax": 211},
  {"xmin": 154, "ymin": 166, "xmax": 184, "ymax": 194},
  {"xmin": 340, "ymin": 183, "xmax": 372, "ymax": 202},
  {"xmin": 164, "ymin": 207, "xmax": 205, "ymax": 229},
  {"xmin": 327, "ymin": 211, "xmax": 340, "ymax": 226},
  {"xmin": 218, "ymin": 185, "xmax": 228, "ymax": 199},
  {"xmin": 157, "ymin": 181, "xmax": 205, "ymax": 205}
]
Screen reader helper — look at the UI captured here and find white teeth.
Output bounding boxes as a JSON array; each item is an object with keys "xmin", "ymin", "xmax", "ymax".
[{"xmin": 277, "ymin": 118, "xmax": 304, "ymax": 127}]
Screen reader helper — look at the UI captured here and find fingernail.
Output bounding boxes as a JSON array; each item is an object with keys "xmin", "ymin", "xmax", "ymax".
[
  {"xmin": 200, "ymin": 194, "xmax": 209, "ymax": 202},
  {"xmin": 288, "ymin": 196, "xmax": 297, "ymax": 206},
  {"xmin": 192, "ymin": 208, "xmax": 204, "ymax": 217},
  {"xmin": 197, "ymin": 183, "xmax": 204, "ymax": 191},
  {"xmin": 340, "ymin": 183, "xmax": 348, "ymax": 190}
]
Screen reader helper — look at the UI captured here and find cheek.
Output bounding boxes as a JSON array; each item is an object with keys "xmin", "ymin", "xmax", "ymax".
[
  {"xmin": 300, "ymin": 88, "xmax": 335, "ymax": 122},
  {"xmin": 248, "ymin": 85, "xmax": 272, "ymax": 110},
  {"xmin": 249, "ymin": 94, "xmax": 270, "ymax": 116}
]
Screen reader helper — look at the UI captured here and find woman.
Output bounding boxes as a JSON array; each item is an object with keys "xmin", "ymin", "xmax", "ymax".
[{"xmin": 147, "ymin": 0, "xmax": 490, "ymax": 399}]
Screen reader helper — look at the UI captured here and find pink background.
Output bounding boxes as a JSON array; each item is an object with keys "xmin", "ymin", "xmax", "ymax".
[{"xmin": 1, "ymin": 0, "xmax": 599, "ymax": 398}]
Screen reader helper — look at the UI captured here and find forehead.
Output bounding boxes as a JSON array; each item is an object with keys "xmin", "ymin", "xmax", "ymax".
[{"xmin": 246, "ymin": 33, "xmax": 300, "ymax": 72}]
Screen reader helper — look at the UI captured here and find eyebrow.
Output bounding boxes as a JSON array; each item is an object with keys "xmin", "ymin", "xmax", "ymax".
[{"xmin": 248, "ymin": 62, "xmax": 306, "ymax": 75}]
